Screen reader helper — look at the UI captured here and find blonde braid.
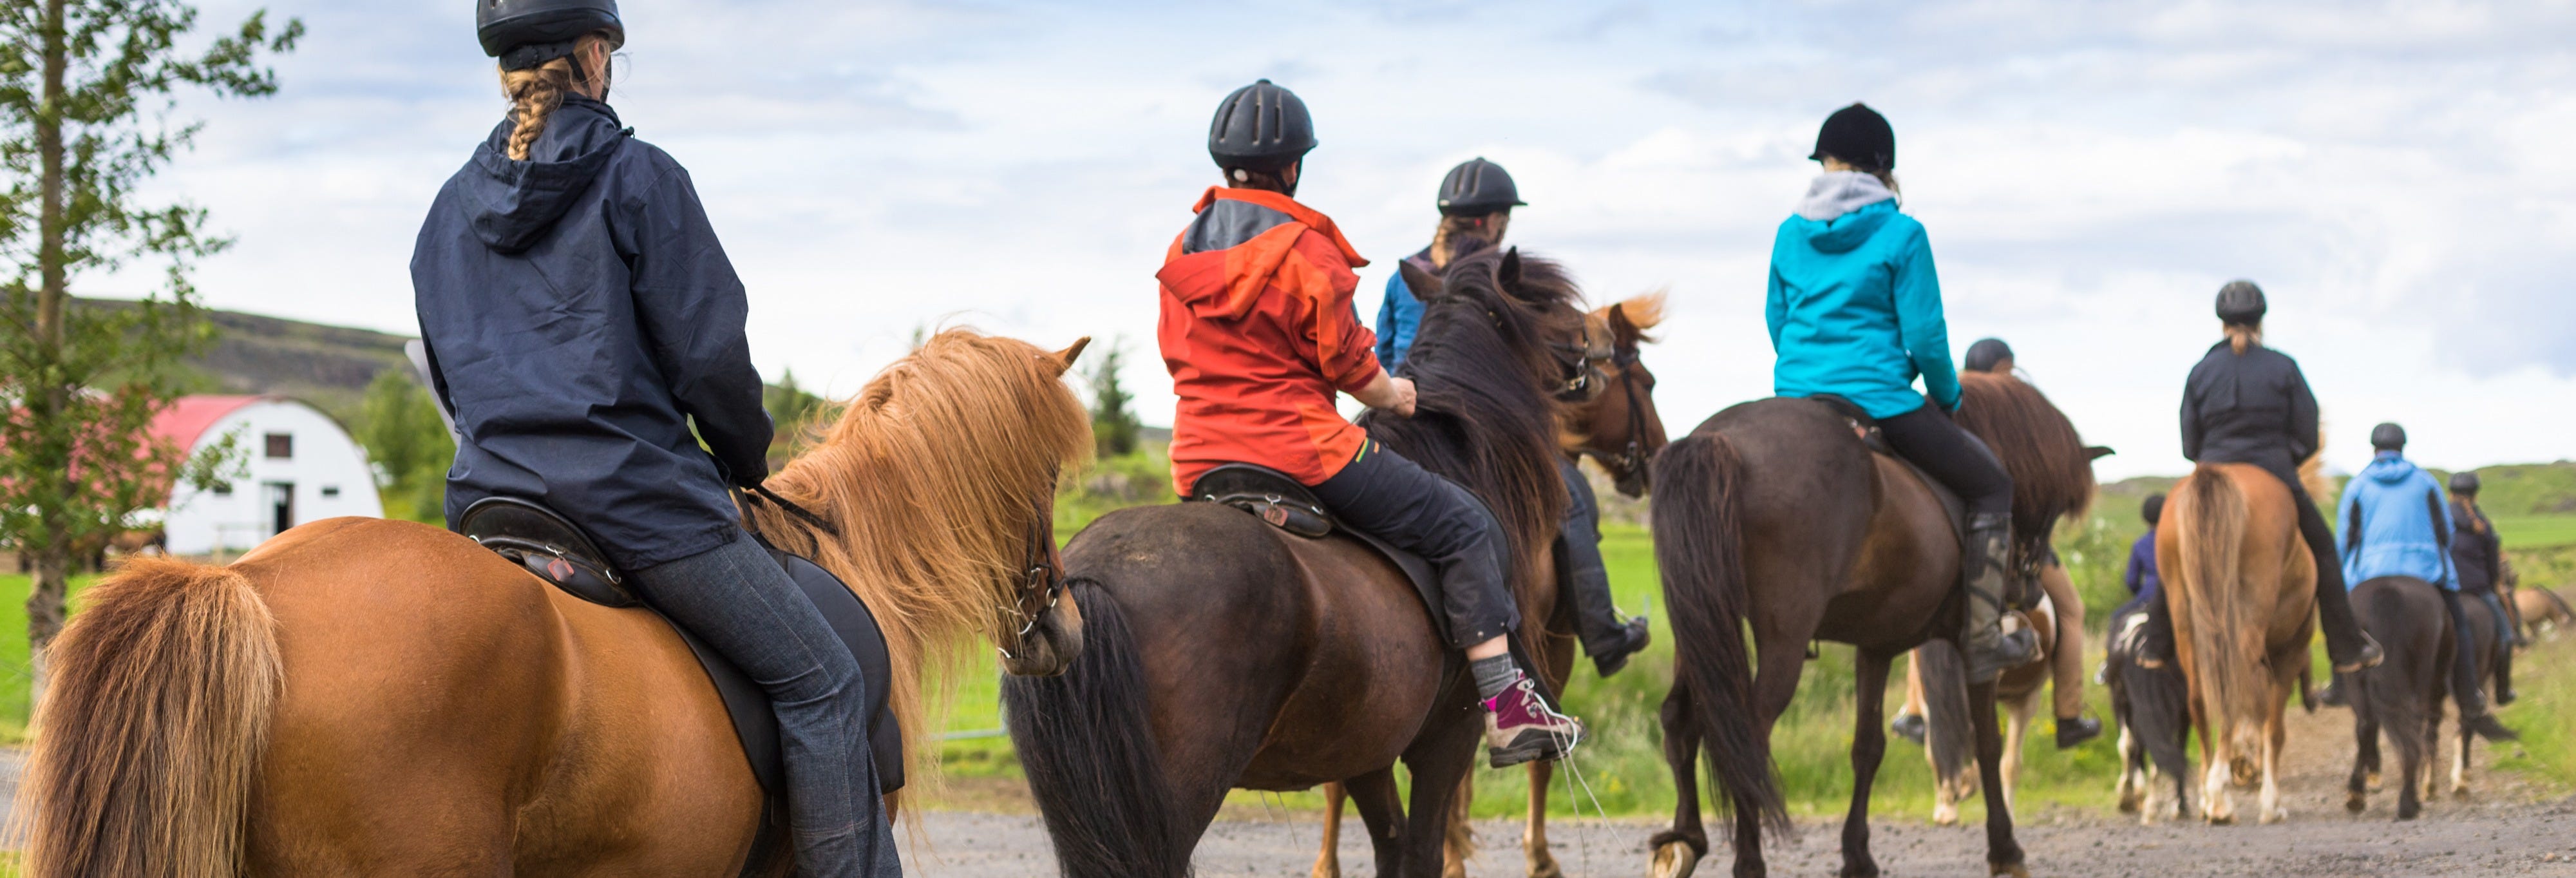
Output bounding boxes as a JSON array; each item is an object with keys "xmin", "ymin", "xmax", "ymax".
[{"xmin": 496, "ymin": 32, "xmax": 614, "ymax": 161}]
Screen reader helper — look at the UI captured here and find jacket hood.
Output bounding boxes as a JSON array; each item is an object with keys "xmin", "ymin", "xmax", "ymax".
[
  {"xmin": 1159, "ymin": 187, "xmax": 1366, "ymax": 319},
  {"xmin": 1796, "ymin": 170, "xmax": 1897, "ymax": 222},
  {"xmin": 2361, "ymin": 452, "xmax": 2422, "ymax": 484},
  {"xmin": 457, "ymin": 95, "xmax": 629, "ymax": 254},
  {"xmin": 1790, "ymin": 198, "xmax": 1897, "ymax": 255}
]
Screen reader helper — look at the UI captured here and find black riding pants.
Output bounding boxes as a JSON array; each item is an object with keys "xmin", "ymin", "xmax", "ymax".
[
  {"xmin": 1877, "ymin": 404, "xmax": 2012, "ymax": 520},
  {"xmin": 1312, "ymin": 441, "xmax": 1519, "ymax": 650},
  {"xmin": 1555, "ymin": 457, "xmax": 1626, "ymax": 654},
  {"xmin": 2439, "ymin": 589, "xmax": 2492, "ymax": 716},
  {"xmin": 2472, "ymin": 589, "xmax": 2514, "ymax": 694}
]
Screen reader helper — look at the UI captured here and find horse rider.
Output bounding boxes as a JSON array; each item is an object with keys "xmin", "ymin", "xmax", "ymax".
[
  {"xmin": 1889, "ymin": 338, "xmax": 2101, "ymax": 746},
  {"xmin": 2115, "ymin": 493, "xmax": 2167, "ymax": 659},
  {"xmin": 2166, "ymin": 280, "xmax": 2382, "ymax": 686},
  {"xmin": 1155, "ymin": 80, "xmax": 1584, "ymax": 765},
  {"xmin": 1373, "ymin": 158, "xmax": 1653, "ymax": 677},
  {"xmin": 2336, "ymin": 424, "xmax": 2515, "ymax": 740},
  {"xmin": 1767, "ymin": 103, "xmax": 2036, "ymax": 682},
  {"xmin": 412, "ymin": 2, "xmax": 893, "ymax": 872},
  {"xmin": 2448, "ymin": 470, "xmax": 2521, "ymax": 705}
]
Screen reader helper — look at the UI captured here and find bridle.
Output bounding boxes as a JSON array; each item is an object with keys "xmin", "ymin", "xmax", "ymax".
[
  {"xmin": 1547, "ymin": 316, "xmax": 1613, "ymax": 401},
  {"xmin": 998, "ymin": 477, "xmax": 1064, "ymax": 661},
  {"xmin": 1596, "ymin": 344, "xmax": 1654, "ymax": 480}
]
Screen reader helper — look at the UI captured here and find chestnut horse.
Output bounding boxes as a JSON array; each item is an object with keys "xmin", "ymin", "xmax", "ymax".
[
  {"xmin": 2157, "ymin": 461, "xmax": 2316, "ymax": 826},
  {"xmin": 14, "ymin": 329, "xmax": 1095, "ymax": 876},
  {"xmin": 1644, "ymin": 372, "xmax": 2094, "ymax": 878},
  {"xmin": 1309, "ymin": 292, "xmax": 1671, "ymax": 878},
  {"xmin": 1915, "ymin": 597, "xmax": 2058, "ymax": 826},
  {"xmin": 1002, "ymin": 247, "xmax": 1595, "ymax": 878}
]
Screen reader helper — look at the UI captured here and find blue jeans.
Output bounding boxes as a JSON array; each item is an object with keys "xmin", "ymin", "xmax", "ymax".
[{"xmin": 629, "ymin": 533, "xmax": 898, "ymax": 877}]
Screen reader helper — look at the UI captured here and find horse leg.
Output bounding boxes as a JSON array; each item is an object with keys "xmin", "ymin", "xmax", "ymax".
[
  {"xmin": 2451, "ymin": 713, "xmax": 2473, "ymax": 799},
  {"xmin": 1649, "ymin": 682, "xmax": 1707, "ymax": 878},
  {"xmin": 2116, "ymin": 721, "xmax": 2142, "ymax": 816},
  {"xmin": 1839, "ymin": 649, "xmax": 1894, "ymax": 878},
  {"xmin": 2000, "ymin": 690, "xmax": 2035, "ymax": 816},
  {"xmin": 1523, "ymin": 761, "xmax": 1562, "ymax": 878},
  {"xmin": 1967, "ymin": 677, "xmax": 2028, "ymax": 877},
  {"xmin": 2199, "ymin": 717, "xmax": 2234, "ymax": 825},
  {"xmin": 2259, "ymin": 692, "xmax": 2288, "ymax": 824},
  {"xmin": 1443, "ymin": 775, "xmax": 1472, "ymax": 878},
  {"xmin": 2348, "ymin": 712, "xmax": 2376, "ymax": 814},
  {"xmin": 1348, "ymin": 768, "xmax": 1406, "ymax": 878},
  {"xmin": 1401, "ymin": 723, "xmax": 1482, "ymax": 878},
  {"xmin": 1314, "ymin": 781, "xmax": 1346, "ymax": 878},
  {"xmin": 1732, "ymin": 638, "xmax": 1808, "ymax": 878}
]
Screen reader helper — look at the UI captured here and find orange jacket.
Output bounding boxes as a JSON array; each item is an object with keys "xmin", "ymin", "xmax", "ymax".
[{"xmin": 1157, "ymin": 187, "xmax": 1382, "ymax": 493}]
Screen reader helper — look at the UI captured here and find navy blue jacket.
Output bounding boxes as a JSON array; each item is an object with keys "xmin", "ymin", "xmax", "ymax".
[
  {"xmin": 2125, "ymin": 528, "xmax": 2161, "ymax": 602},
  {"xmin": 412, "ymin": 96, "xmax": 772, "ymax": 569}
]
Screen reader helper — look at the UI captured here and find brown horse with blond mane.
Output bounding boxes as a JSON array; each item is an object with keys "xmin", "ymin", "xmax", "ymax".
[
  {"xmin": 14, "ymin": 329, "xmax": 1094, "ymax": 876},
  {"xmin": 2157, "ymin": 455, "xmax": 2323, "ymax": 825}
]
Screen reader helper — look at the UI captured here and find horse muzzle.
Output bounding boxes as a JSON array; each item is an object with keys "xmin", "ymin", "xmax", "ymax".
[{"xmin": 999, "ymin": 589, "xmax": 1086, "ymax": 676}]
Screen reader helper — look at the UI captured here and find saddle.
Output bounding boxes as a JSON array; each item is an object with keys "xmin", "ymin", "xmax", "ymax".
[
  {"xmin": 1189, "ymin": 463, "xmax": 1448, "ymax": 644},
  {"xmin": 457, "ymin": 497, "xmax": 904, "ymax": 875},
  {"xmin": 1803, "ymin": 396, "xmax": 2020, "ymax": 602}
]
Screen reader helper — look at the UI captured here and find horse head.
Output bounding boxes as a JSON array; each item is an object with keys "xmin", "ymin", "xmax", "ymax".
[{"xmin": 1569, "ymin": 292, "xmax": 1669, "ymax": 497}]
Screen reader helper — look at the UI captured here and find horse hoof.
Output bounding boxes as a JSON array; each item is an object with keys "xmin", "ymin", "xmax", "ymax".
[
  {"xmin": 2261, "ymin": 806, "xmax": 2288, "ymax": 825},
  {"xmin": 1649, "ymin": 841, "xmax": 1701, "ymax": 878},
  {"xmin": 2345, "ymin": 793, "xmax": 2366, "ymax": 814},
  {"xmin": 1990, "ymin": 863, "xmax": 2032, "ymax": 878},
  {"xmin": 2206, "ymin": 812, "xmax": 2235, "ymax": 826},
  {"xmin": 2450, "ymin": 786, "xmax": 2472, "ymax": 801},
  {"xmin": 1526, "ymin": 855, "xmax": 1564, "ymax": 878},
  {"xmin": 2365, "ymin": 772, "xmax": 2382, "ymax": 791},
  {"xmin": 1933, "ymin": 809, "xmax": 1959, "ymax": 827},
  {"xmin": 1839, "ymin": 863, "xmax": 1881, "ymax": 878}
]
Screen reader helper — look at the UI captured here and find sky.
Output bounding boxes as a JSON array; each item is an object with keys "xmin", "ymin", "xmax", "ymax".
[{"xmin": 92, "ymin": 0, "xmax": 2576, "ymax": 480}]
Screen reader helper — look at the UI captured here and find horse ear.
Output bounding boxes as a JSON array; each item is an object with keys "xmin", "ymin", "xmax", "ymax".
[
  {"xmin": 1499, "ymin": 247, "xmax": 1523, "ymax": 288},
  {"xmin": 2085, "ymin": 445, "xmax": 2116, "ymax": 460},
  {"xmin": 1606, "ymin": 301, "xmax": 1640, "ymax": 345},
  {"xmin": 1399, "ymin": 260, "xmax": 1443, "ymax": 301},
  {"xmin": 1051, "ymin": 337, "xmax": 1092, "ymax": 374}
]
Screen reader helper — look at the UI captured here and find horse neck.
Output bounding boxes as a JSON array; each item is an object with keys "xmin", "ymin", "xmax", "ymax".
[{"xmin": 1383, "ymin": 304, "xmax": 1568, "ymax": 579}]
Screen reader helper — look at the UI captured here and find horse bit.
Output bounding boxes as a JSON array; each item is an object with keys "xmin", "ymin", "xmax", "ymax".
[{"xmin": 998, "ymin": 478, "xmax": 1063, "ymax": 661}]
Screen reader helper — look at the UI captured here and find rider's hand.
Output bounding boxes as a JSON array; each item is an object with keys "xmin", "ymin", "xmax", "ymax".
[
  {"xmin": 1386, "ymin": 377, "xmax": 1418, "ymax": 417},
  {"xmin": 1354, "ymin": 372, "xmax": 1417, "ymax": 417}
]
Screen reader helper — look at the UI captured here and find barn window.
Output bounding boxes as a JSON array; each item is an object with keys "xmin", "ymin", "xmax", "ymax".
[
  {"xmin": 321, "ymin": 485, "xmax": 341, "ymax": 498},
  {"xmin": 265, "ymin": 433, "xmax": 293, "ymax": 460},
  {"xmin": 211, "ymin": 482, "xmax": 234, "ymax": 496}
]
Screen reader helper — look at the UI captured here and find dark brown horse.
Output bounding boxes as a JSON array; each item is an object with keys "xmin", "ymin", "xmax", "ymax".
[
  {"xmin": 1645, "ymin": 372, "xmax": 2094, "ymax": 878},
  {"xmin": 1308, "ymin": 291, "xmax": 1672, "ymax": 878},
  {"xmin": 1002, "ymin": 246, "xmax": 1598, "ymax": 878},
  {"xmin": 2345, "ymin": 576, "xmax": 2451, "ymax": 820}
]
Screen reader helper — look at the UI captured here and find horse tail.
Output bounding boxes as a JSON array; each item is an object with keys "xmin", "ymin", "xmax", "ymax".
[
  {"xmin": 2168, "ymin": 464, "xmax": 2264, "ymax": 754},
  {"xmin": 999, "ymin": 580, "xmax": 1187, "ymax": 878},
  {"xmin": 14, "ymin": 558, "xmax": 280, "ymax": 878},
  {"xmin": 1650, "ymin": 432, "xmax": 1790, "ymax": 835},
  {"xmin": 1915, "ymin": 639, "xmax": 1978, "ymax": 792}
]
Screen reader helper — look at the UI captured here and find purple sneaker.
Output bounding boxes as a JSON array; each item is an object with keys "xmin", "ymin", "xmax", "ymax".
[{"xmin": 1482, "ymin": 673, "xmax": 1585, "ymax": 767}]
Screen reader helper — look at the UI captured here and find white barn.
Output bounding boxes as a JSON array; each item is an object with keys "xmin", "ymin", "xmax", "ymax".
[{"xmin": 154, "ymin": 396, "xmax": 383, "ymax": 556}]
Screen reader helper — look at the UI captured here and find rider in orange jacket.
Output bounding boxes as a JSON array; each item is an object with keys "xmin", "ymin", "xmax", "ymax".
[{"xmin": 1157, "ymin": 80, "xmax": 1583, "ymax": 765}]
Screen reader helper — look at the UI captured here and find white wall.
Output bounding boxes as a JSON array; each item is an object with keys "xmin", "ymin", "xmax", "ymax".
[{"xmin": 164, "ymin": 399, "xmax": 384, "ymax": 556}]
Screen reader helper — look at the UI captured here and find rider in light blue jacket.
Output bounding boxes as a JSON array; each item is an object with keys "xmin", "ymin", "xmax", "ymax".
[{"xmin": 2336, "ymin": 422, "xmax": 2515, "ymax": 740}]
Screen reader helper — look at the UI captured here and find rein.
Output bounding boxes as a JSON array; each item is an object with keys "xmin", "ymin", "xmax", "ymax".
[
  {"xmin": 1597, "ymin": 345, "xmax": 1653, "ymax": 477},
  {"xmin": 997, "ymin": 477, "xmax": 1065, "ymax": 660},
  {"xmin": 1547, "ymin": 317, "xmax": 1612, "ymax": 400},
  {"xmin": 741, "ymin": 482, "xmax": 840, "ymax": 539}
]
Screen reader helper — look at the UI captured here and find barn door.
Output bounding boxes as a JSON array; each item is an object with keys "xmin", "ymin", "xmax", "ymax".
[{"xmin": 265, "ymin": 481, "xmax": 296, "ymax": 537}]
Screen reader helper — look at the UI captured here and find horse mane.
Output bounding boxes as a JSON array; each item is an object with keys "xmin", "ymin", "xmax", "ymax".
[
  {"xmin": 743, "ymin": 328, "xmax": 1092, "ymax": 791},
  {"xmin": 1362, "ymin": 245, "xmax": 1586, "ymax": 616},
  {"xmin": 1601, "ymin": 289, "xmax": 1667, "ymax": 340},
  {"xmin": 1954, "ymin": 372, "xmax": 2096, "ymax": 556}
]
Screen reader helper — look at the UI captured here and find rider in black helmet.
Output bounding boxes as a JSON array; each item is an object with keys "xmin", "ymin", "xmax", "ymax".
[
  {"xmin": 2171, "ymin": 280, "xmax": 2381, "ymax": 680},
  {"xmin": 415, "ymin": 3, "xmax": 893, "ymax": 873},
  {"xmin": 2447, "ymin": 470, "xmax": 2520, "ymax": 703},
  {"xmin": 1370, "ymin": 158, "xmax": 1651, "ymax": 678}
]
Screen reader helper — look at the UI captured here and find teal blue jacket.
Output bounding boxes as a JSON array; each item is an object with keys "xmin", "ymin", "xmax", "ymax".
[{"xmin": 1765, "ymin": 200, "xmax": 1960, "ymax": 418}]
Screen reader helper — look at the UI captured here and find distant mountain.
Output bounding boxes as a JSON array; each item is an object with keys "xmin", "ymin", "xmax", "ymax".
[{"xmin": 77, "ymin": 298, "xmax": 413, "ymax": 425}]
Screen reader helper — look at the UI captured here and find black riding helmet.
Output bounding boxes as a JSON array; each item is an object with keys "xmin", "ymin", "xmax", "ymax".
[
  {"xmin": 2142, "ymin": 493, "xmax": 2165, "ymax": 526},
  {"xmin": 1437, "ymin": 157, "xmax": 1526, "ymax": 216},
  {"xmin": 1209, "ymin": 79, "xmax": 1316, "ymax": 173},
  {"xmin": 2371, "ymin": 422, "xmax": 2407, "ymax": 452},
  {"xmin": 2216, "ymin": 280, "xmax": 2267, "ymax": 325},
  {"xmin": 1963, "ymin": 338, "xmax": 2013, "ymax": 374},
  {"xmin": 2451, "ymin": 471, "xmax": 2481, "ymax": 495},
  {"xmin": 1811, "ymin": 102, "xmax": 1895, "ymax": 172},
  {"xmin": 478, "ymin": 0, "xmax": 623, "ymax": 72}
]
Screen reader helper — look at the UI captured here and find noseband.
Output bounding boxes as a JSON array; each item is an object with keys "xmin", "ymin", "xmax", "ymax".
[
  {"xmin": 998, "ymin": 483, "xmax": 1064, "ymax": 661},
  {"xmin": 1548, "ymin": 318, "xmax": 1614, "ymax": 401},
  {"xmin": 1599, "ymin": 345, "xmax": 1653, "ymax": 479}
]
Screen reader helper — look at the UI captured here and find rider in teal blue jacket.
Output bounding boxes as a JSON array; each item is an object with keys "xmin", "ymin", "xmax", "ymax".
[
  {"xmin": 2336, "ymin": 423, "xmax": 2515, "ymax": 740},
  {"xmin": 1768, "ymin": 102, "xmax": 2036, "ymax": 685}
]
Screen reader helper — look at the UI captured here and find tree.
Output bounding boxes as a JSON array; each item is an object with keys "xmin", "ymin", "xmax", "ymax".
[
  {"xmin": 0, "ymin": 0, "xmax": 300, "ymax": 691},
  {"xmin": 354, "ymin": 367, "xmax": 451, "ymax": 523},
  {"xmin": 761, "ymin": 368, "xmax": 829, "ymax": 468},
  {"xmin": 1086, "ymin": 337, "xmax": 1141, "ymax": 458}
]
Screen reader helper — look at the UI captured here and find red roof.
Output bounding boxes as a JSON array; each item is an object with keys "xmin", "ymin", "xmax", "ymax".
[{"xmin": 150, "ymin": 395, "xmax": 269, "ymax": 450}]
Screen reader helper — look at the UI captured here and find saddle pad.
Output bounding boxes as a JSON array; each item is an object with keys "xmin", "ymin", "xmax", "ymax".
[{"xmin": 1189, "ymin": 463, "xmax": 1449, "ymax": 645}]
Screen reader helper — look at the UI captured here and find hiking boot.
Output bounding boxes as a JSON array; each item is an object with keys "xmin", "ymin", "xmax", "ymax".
[
  {"xmin": 2496, "ymin": 687, "xmax": 2517, "ymax": 706},
  {"xmin": 2054, "ymin": 716, "xmax": 2102, "ymax": 750},
  {"xmin": 2332, "ymin": 632, "xmax": 2384, "ymax": 674},
  {"xmin": 2318, "ymin": 676, "xmax": 2348, "ymax": 708},
  {"xmin": 1484, "ymin": 674, "xmax": 1585, "ymax": 767},
  {"xmin": 2465, "ymin": 712, "xmax": 2518, "ymax": 742},
  {"xmin": 1590, "ymin": 616, "xmax": 1652, "ymax": 678},
  {"xmin": 1890, "ymin": 712, "xmax": 1927, "ymax": 746},
  {"xmin": 1962, "ymin": 512, "xmax": 2040, "ymax": 682}
]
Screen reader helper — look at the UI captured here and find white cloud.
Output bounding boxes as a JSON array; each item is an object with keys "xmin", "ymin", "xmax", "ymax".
[{"xmin": 86, "ymin": 0, "xmax": 2576, "ymax": 481}]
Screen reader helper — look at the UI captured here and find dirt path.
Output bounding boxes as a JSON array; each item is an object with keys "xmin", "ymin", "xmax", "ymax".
[{"xmin": 902, "ymin": 705, "xmax": 2576, "ymax": 877}]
